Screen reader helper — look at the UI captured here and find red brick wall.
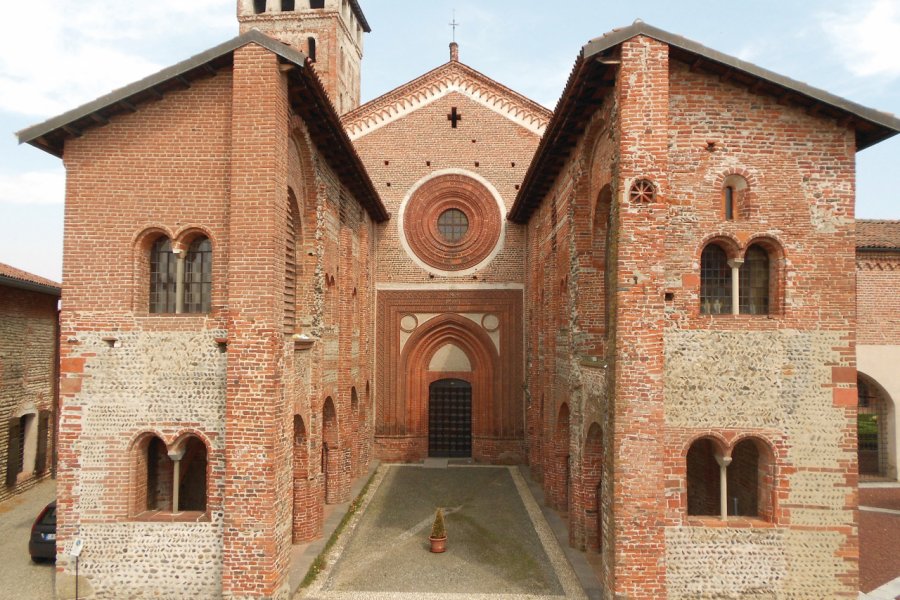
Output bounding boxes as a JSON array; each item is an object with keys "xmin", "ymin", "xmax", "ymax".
[
  {"xmin": 524, "ymin": 34, "xmax": 859, "ymax": 598},
  {"xmin": 55, "ymin": 40, "xmax": 376, "ymax": 597},
  {"xmin": 352, "ymin": 81, "xmax": 541, "ymax": 464},
  {"xmin": 0, "ymin": 285, "xmax": 58, "ymax": 503},
  {"xmin": 857, "ymin": 250, "xmax": 900, "ymax": 345}
]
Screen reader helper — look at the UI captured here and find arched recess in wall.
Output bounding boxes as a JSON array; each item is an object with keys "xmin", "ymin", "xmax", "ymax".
[
  {"xmin": 350, "ymin": 387, "xmax": 360, "ymax": 476},
  {"xmin": 292, "ymin": 415, "xmax": 309, "ymax": 543},
  {"xmin": 322, "ymin": 398, "xmax": 340, "ymax": 504},
  {"xmin": 288, "ymin": 123, "xmax": 317, "ymax": 325},
  {"xmin": 397, "ymin": 314, "xmax": 501, "ymax": 442},
  {"xmin": 551, "ymin": 403, "xmax": 571, "ymax": 513},
  {"xmin": 583, "ymin": 422, "xmax": 604, "ymax": 553}
]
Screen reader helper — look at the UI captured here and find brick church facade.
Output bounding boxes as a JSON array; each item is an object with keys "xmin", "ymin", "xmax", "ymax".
[{"xmin": 16, "ymin": 1, "xmax": 900, "ymax": 598}]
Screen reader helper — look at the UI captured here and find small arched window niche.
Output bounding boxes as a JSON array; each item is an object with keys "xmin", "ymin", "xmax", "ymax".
[
  {"xmin": 686, "ymin": 436, "xmax": 775, "ymax": 523},
  {"xmin": 134, "ymin": 433, "xmax": 209, "ymax": 520},
  {"xmin": 700, "ymin": 239, "xmax": 779, "ymax": 316},
  {"xmin": 147, "ymin": 233, "xmax": 214, "ymax": 315},
  {"xmin": 253, "ymin": 0, "xmax": 266, "ymax": 14},
  {"xmin": 629, "ymin": 178, "xmax": 657, "ymax": 204},
  {"xmin": 721, "ymin": 174, "xmax": 748, "ymax": 221}
]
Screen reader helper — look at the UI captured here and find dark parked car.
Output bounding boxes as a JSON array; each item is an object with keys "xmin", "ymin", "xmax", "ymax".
[{"xmin": 29, "ymin": 501, "xmax": 56, "ymax": 562}]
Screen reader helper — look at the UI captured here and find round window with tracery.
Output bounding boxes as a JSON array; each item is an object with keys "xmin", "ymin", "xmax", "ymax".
[
  {"xmin": 437, "ymin": 208, "xmax": 469, "ymax": 243},
  {"xmin": 630, "ymin": 179, "xmax": 657, "ymax": 203},
  {"xmin": 402, "ymin": 173, "xmax": 502, "ymax": 272}
]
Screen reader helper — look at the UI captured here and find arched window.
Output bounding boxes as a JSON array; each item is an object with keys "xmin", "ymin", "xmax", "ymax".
[
  {"xmin": 727, "ymin": 439, "xmax": 759, "ymax": 517},
  {"xmin": 700, "ymin": 244, "xmax": 731, "ymax": 315},
  {"xmin": 686, "ymin": 438, "xmax": 720, "ymax": 516},
  {"xmin": 739, "ymin": 245, "xmax": 769, "ymax": 315},
  {"xmin": 146, "ymin": 436, "xmax": 174, "ymax": 511},
  {"xmin": 177, "ymin": 436, "xmax": 208, "ymax": 512},
  {"xmin": 184, "ymin": 237, "xmax": 213, "ymax": 313},
  {"xmin": 307, "ymin": 37, "xmax": 317, "ymax": 63},
  {"xmin": 253, "ymin": 0, "xmax": 266, "ymax": 14},
  {"xmin": 686, "ymin": 436, "xmax": 774, "ymax": 521},
  {"xmin": 724, "ymin": 186, "xmax": 735, "ymax": 220},
  {"xmin": 721, "ymin": 174, "xmax": 748, "ymax": 220},
  {"xmin": 150, "ymin": 237, "xmax": 177, "ymax": 313},
  {"xmin": 310, "ymin": 0, "xmax": 325, "ymax": 8},
  {"xmin": 282, "ymin": 0, "xmax": 295, "ymax": 10}
]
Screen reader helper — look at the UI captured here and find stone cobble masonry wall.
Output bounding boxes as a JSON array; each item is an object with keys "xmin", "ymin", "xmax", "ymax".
[
  {"xmin": 857, "ymin": 251, "xmax": 900, "ymax": 345},
  {"xmin": 661, "ymin": 55, "xmax": 858, "ymax": 598},
  {"xmin": 57, "ymin": 70, "xmax": 233, "ymax": 598},
  {"xmin": 0, "ymin": 286, "xmax": 57, "ymax": 503},
  {"xmin": 523, "ymin": 35, "xmax": 859, "ymax": 599}
]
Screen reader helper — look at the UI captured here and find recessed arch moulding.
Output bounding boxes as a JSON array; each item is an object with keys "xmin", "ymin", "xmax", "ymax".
[{"xmin": 375, "ymin": 289, "xmax": 524, "ymax": 463}]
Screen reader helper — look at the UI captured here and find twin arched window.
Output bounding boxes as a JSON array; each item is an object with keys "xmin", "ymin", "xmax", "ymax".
[
  {"xmin": 142, "ymin": 434, "xmax": 208, "ymax": 515},
  {"xmin": 700, "ymin": 243, "xmax": 771, "ymax": 315},
  {"xmin": 687, "ymin": 437, "xmax": 773, "ymax": 521},
  {"xmin": 150, "ymin": 236, "xmax": 212, "ymax": 314}
]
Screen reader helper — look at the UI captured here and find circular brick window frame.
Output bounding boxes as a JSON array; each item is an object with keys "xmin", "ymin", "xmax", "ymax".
[{"xmin": 399, "ymin": 170, "xmax": 506, "ymax": 276}]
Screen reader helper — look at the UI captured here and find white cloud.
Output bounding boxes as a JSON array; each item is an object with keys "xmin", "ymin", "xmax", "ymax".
[
  {"xmin": 0, "ymin": 1, "xmax": 234, "ymax": 118},
  {"xmin": 820, "ymin": 0, "xmax": 900, "ymax": 78},
  {"xmin": 0, "ymin": 170, "xmax": 66, "ymax": 205}
]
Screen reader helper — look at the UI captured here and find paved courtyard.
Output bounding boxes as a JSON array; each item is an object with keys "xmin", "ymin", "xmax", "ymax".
[
  {"xmin": 299, "ymin": 464, "xmax": 587, "ymax": 599},
  {"xmin": 859, "ymin": 484, "xmax": 900, "ymax": 598},
  {"xmin": 0, "ymin": 479, "xmax": 56, "ymax": 600}
]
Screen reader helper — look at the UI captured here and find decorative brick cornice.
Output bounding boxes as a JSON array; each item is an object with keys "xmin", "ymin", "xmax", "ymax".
[{"xmin": 342, "ymin": 61, "xmax": 552, "ymax": 140}]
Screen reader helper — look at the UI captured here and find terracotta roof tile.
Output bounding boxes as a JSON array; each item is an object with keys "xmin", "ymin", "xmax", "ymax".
[
  {"xmin": 857, "ymin": 220, "xmax": 900, "ymax": 250},
  {"xmin": 0, "ymin": 262, "xmax": 61, "ymax": 293}
]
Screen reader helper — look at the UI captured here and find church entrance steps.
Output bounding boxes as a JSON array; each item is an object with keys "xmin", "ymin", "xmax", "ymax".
[{"xmin": 295, "ymin": 465, "xmax": 589, "ymax": 599}]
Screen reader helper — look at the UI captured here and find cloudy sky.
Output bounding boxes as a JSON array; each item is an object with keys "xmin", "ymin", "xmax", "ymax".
[{"xmin": 1, "ymin": 0, "xmax": 898, "ymax": 281}]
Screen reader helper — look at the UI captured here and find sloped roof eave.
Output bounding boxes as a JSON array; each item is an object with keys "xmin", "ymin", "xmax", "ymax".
[
  {"xmin": 509, "ymin": 21, "xmax": 900, "ymax": 224},
  {"xmin": 16, "ymin": 30, "xmax": 388, "ymax": 222}
]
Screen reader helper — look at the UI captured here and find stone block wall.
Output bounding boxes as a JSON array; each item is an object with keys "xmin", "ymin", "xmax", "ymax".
[{"xmin": 0, "ymin": 285, "xmax": 58, "ymax": 503}]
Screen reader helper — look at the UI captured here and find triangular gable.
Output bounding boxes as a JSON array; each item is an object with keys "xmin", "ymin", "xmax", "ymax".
[{"xmin": 342, "ymin": 60, "xmax": 552, "ymax": 140}]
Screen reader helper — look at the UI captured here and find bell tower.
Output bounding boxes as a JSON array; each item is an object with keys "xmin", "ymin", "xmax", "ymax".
[{"xmin": 237, "ymin": 0, "xmax": 369, "ymax": 114}]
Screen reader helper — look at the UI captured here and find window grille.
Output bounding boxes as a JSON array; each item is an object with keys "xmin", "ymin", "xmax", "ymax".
[
  {"xmin": 700, "ymin": 244, "xmax": 730, "ymax": 314},
  {"xmin": 184, "ymin": 238, "xmax": 213, "ymax": 313},
  {"xmin": 150, "ymin": 237, "xmax": 177, "ymax": 313},
  {"xmin": 859, "ymin": 378, "xmax": 888, "ymax": 477},
  {"xmin": 16, "ymin": 415, "xmax": 27, "ymax": 474},
  {"xmin": 437, "ymin": 208, "xmax": 468, "ymax": 243},
  {"xmin": 739, "ymin": 245, "xmax": 769, "ymax": 315}
]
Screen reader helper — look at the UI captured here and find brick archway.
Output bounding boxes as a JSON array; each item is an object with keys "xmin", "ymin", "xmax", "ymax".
[{"xmin": 399, "ymin": 313, "xmax": 500, "ymax": 461}]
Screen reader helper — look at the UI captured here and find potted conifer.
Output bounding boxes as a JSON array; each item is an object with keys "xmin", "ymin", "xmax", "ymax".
[{"xmin": 429, "ymin": 508, "xmax": 447, "ymax": 553}]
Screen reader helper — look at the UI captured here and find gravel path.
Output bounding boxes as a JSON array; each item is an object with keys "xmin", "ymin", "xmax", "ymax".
[
  {"xmin": 300, "ymin": 465, "xmax": 585, "ymax": 599},
  {"xmin": 0, "ymin": 479, "xmax": 56, "ymax": 600}
]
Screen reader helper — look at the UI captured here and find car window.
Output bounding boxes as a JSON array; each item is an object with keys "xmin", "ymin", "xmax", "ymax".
[{"xmin": 42, "ymin": 507, "xmax": 56, "ymax": 526}]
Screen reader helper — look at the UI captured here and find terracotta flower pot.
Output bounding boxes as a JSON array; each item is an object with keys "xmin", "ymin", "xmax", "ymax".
[{"xmin": 429, "ymin": 535, "xmax": 447, "ymax": 553}]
